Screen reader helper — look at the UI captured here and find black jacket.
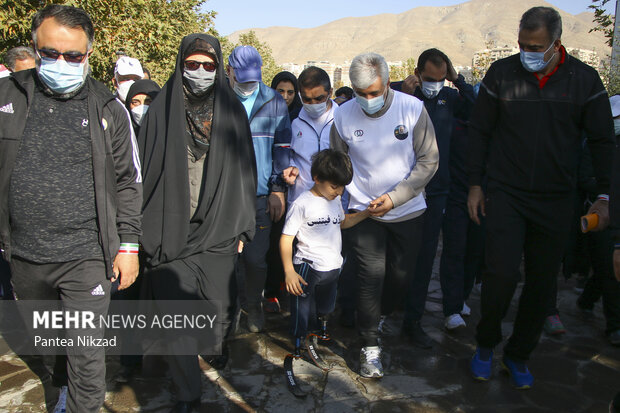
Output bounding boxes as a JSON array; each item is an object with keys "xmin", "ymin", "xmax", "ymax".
[
  {"xmin": 0, "ymin": 69, "xmax": 143, "ymax": 278},
  {"xmin": 468, "ymin": 49, "xmax": 614, "ymax": 195}
]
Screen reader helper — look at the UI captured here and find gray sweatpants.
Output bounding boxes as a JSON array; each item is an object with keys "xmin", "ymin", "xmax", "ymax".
[{"xmin": 10, "ymin": 256, "xmax": 110, "ymax": 413}]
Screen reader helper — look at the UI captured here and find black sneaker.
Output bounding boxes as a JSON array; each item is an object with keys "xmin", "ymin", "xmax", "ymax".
[
  {"xmin": 114, "ymin": 364, "xmax": 140, "ymax": 384},
  {"xmin": 402, "ymin": 321, "xmax": 433, "ymax": 349},
  {"xmin": 609, "ymin": 329, "xmax": 620, "ymax": 346}
]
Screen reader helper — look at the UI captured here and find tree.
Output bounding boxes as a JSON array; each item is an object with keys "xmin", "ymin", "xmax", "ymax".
[
  {"xmin": 389, "ymin": 57, "xmax": 416, "ymax": 81},
  {"xmin": 589, "ymin": 0, "xmax": 615, "ymax": 47},
  {"xmin": 0, "ymin": 0, "xmax": 217, "ymax": 87},
  {"xmin": 226, "ymin": 30, "xmax": 282, "ymax": 86}
]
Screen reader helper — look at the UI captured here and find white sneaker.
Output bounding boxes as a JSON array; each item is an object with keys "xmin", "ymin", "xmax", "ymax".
[
  {"xmin": 445, "ymin": 314, "xmax": 466, "ymax": 330},
  {"xmin": 360, "ymin": 346, "xmax": 383, "ymax": 378},
  {"xmin": 461, "ymin": 302, "xmax": 471, "ymax": 317},
  {"xmin": 53, "ymin": 386, "xmax": 68, "ymax": 413}
]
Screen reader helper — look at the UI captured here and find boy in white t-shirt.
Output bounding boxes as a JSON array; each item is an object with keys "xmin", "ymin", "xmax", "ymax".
[{"xmin": 280, "ymin": 149, "xmax": 369, "ymax": 362}]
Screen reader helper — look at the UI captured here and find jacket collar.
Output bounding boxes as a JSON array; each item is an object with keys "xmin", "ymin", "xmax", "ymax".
[{"xmin": 249, "ymin": 82, "xmax": 275, "ymax": 120}]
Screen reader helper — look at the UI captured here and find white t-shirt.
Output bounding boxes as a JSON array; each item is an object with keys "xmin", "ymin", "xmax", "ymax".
[{"xmin": 282, "ymin": 190, "xmax": 345, "ymax": 271}]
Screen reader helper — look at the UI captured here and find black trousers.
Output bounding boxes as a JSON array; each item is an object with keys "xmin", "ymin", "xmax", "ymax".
[
  {"xmin": 145, "ymin": 250, "xmax": 237, "ymax": 402},
  {"xmin": 404, "ymin": 195, "xmax": 447, "ymax": 322},
  {"xmin": 475, "ymin": 184, "xmax": 574, "ymax": 362},
  {"xmin": 578, "ymin": 228, "xmax": 620, "ymax": 334},
  {"xmin": 347, "ymin": 215, "xmax": 424, "ymax": 346},
  {"xmin": 439, "ymin": 199, "xmax": 485, "ymax": 317},
  {"xmin": 10, "ymin": 256, "xmax": 110, "ymax": 413},
  {"xmin": 289, "ymin": 262, "xmax": 339, "ymax": 339}
]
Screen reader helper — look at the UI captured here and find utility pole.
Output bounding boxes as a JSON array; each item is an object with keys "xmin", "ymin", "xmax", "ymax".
[{"xmin": 613, "ymin": 0, "xmax": 620, "ymax": 72}]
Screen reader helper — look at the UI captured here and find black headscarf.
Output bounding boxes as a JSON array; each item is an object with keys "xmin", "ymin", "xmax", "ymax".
[
  {"xmin": 271, "ymin": 71, "xmax": 302, "ymax": 121},
  {"xmin": 125, "ymin": 79, "xmax": 161, "ymax": 132},
  {"xmin": 138, "ymin": 34, "xmax": 257, "ymax": 267}
]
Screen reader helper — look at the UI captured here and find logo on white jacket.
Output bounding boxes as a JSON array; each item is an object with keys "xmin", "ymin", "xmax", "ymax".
[
  {"xmin": 0, "ymin": 103, "xmax": 14, "ymax": 114},
  {"xmin": 394, "ymin": 125, "xmax": 408, "ymax": 140},
  {"xmin": 354, "ymin": 130, "xmax": 364, "ymax": 137}
]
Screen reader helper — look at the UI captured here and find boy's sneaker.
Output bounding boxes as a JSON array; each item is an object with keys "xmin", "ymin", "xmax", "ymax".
[
  {"xmin": 246, "ymin": 303, "xmax": 264, "ymax": 333},
  {"xmin": 53, "ymin": 386, "xmax": 68, "ymax": 413},
  {"xmin": 264, "ymin": 297, "xmax": 281, "ymax": 313},
  {"xmin": 501, "ymin": 356, "xmax": 534, "ymax": 389},
  {"xmin": 360, "ymin": 346, "xmax": 383, "ymax": 378},
  {"xmin": 470, "ymin": 347, "xmax": 493, "ymax": 381},
  {"xmin": 543, "ymin": 314, "xmax": 566, "ymax": 335},
  {"xmin": 461, "ymin": 302, "xmax": 471, "ymax": 316},
  {"xmin": 445, "ymin": 314, "xmax": 466, "ymax": 330}
]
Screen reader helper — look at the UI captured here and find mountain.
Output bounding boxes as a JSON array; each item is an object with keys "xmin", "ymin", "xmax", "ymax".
[{"xmin": 228, "ymin": 0, "xmax": 610, "ymax": 66}]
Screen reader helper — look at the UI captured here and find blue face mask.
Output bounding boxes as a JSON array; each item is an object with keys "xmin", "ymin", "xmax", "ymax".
[
  {"xmin": 356, "ymin": 93, "xmax": 385, "ymax": 115},
  {"xmin": 37, "ymin": 56, "xmax": 88, "ymax": 94},
  {"xmin": 520, "ymin": 41, "xmax": 556, "ymax": 73}
]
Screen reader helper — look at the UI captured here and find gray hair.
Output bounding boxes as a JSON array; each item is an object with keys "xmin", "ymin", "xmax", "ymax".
[
  {"xmin": 519, "ymin": 6, "xmax": 562, "ymax": 42},
  {"xmin": 5, "ymin": 46, "xmax": 36, "ymax": 71},
  {"xmin": 349, "ymin": 53, "xmax": 389, "ymax": 89}
]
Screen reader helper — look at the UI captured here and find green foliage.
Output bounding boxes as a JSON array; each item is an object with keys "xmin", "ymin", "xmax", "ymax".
[
  {"xmin": 389, "ymin": 57, "xmax": 416, "ymax": 81},
  {"xmin": 589, "ymin": 0, "xmax": 615, "ymax": 47},
  {"xmin": 226, "ymin": 30, "xmax": 282, "ymax": 86},
  {"xmin": 0, "ymin": 0, "xmax": 218, "ymax": 87}
]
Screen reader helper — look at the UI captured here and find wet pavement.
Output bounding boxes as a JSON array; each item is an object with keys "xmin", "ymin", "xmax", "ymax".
[{"xmin": 1, "ymin": 264, "xmax": 619, "ymax": 412}]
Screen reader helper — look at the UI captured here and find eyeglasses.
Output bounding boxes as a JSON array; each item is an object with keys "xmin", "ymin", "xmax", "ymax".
[
  {"xmin": 184, "ymin": 60, "xmax": 217, "ymax": 72},
  {"xmin": 36, "ymin": 48, "xmax": 88, "ymax": 64}
]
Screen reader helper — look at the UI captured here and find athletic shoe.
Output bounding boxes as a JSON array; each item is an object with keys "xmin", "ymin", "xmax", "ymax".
[
  {"xmin": 608, "ymin": 329, "xmax": 620, "ymax": 346},
  {"xmin": 264, "ymin": 297, "xmax": 280, "ymax": 313},
  {"xmin": 114, "ymin": 364, "xmax": 139, "ymax": 384},
  {"xmin": 501, "ymin": 356, "xmax": 534, "ymax": 389},
  {"xmin": 246, "ymin": 303, "xmax": 264, "ymax": 333},
  {"xmin": 470, "ymin": 347, "xmax": 493, "ymax": 381},
  {"xmin": 461, "ymin": 302, "xmax": 471, "ymax": 316},
  {"xmin": 543, "ymin": 314, "xmax": 566, "ymax": 335},
  {"xmin": 445, "ymin": 314, "xmax": 466, "ymax": 330},
  {"xmin": 360, "ymin": 346, "xmax": 383, "ymax": 378},
  {"xmin": 171, "ymin": 398, "xmax": 200, "ymax": 412},
  {"xmin": 53, "ymin": 386, "xmax": 67, "ymax": 413},
  {"xmin": 402, "ymin": 320, "xmax": 433, "ymax": 349}
]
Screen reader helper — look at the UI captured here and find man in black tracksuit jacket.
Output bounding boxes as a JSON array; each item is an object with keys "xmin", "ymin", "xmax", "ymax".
[
  {"xmin": 467, "ymin": 6, "xmax": 614, "ymax": 386},
  {"xmin": 0, "ymin": 6, "xmax": 142, "ymax": 411}
]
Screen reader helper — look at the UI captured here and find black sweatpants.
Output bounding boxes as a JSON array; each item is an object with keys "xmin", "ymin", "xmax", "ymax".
[
  {"xmin": 145, "ymin": 250, "xmax": 237, "ymax": 402},
  {"xmin": 10, "ymin": 256, "xmax": 110, "ymax": 413},
  {"xmin": 475, "ymin": 184, "xmax": 573, "ymax": 362},
  {"xmin": 404, "ymin": 195, "xmax": 447, "ymax": 323},
  {"xmin": 578, "ymin": 228, "xmax": 620, "ymax": 334},
  {"xmin": 347, "ymin": 215, "xmax": 424, "ymax": 347}
]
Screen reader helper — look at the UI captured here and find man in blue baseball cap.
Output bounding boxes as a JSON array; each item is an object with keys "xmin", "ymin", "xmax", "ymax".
[{"xmin": 227, "ymin": 45, "xmax": 297, "ymax": 333}]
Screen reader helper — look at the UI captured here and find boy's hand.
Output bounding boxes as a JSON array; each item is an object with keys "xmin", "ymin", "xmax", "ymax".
[{"xmin": 285, "ymin": 270, "xmax": 308, "ymax": 296}]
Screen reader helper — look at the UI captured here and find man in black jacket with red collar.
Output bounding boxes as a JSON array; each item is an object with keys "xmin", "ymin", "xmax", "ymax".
[{"xmin": 467, "ymin": 6, "xmax": 614, "ymax": 389}]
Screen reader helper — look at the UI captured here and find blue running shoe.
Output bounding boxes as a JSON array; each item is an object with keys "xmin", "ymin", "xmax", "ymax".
[
  {"xmin": 470, "ymin": 347, "xmax": 493, "ymax": 381},
  {"xmin": 501, "ymin": 356, "xmax": 533, "ymax": 389}
]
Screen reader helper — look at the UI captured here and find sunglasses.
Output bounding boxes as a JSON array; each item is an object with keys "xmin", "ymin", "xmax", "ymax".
[
  {"xmin": 184, "ymin": 60, "xmax": 216, "ymax": 72},
  {"xmin": 36, "ymin": 48, "xmax": 88, "ymax": 64}
]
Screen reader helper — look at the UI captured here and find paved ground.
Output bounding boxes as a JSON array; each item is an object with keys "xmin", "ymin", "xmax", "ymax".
[{"xmin": 1, "ymin": 261, "xmax": 619, "ymax": 412}]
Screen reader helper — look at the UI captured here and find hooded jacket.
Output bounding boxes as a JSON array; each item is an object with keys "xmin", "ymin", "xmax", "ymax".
[
  {"xmin": 0, "ymin": 69, "xmax": 143, "ymax": 278},
  {"xmin": 138, "ymin": 34, "xmax": 257, "ymax": 267}
]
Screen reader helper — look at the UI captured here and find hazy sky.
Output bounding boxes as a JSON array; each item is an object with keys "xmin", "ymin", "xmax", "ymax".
[{"xmin": 207, "ymin": 0, "xmax": 615, "ymax": 36}]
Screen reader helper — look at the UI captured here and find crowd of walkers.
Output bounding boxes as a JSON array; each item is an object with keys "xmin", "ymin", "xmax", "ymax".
[{"xmin": 1, "ymin": 4, "xmax": 619, "ymax": 413}]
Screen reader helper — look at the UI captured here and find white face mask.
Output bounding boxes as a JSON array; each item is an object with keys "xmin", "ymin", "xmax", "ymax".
[
  {"xmin": 116, "ymin": 80, "xmax": 135, "ymax": 102},
  {"xmin": 183, "ymin": 67, "xmax": 216, "ymax": 95},
  {"xmin": 233, "ymin": 81, "xmax": 258, "ymax": 98},
  {"xmin": 421, "ymin": 80, "xmax": 444, "ymax": 99},
  {"xmin": 130, "ymin": 104, "xmax": 149, "ymax": 126},
  {"xmin": 614, "ymin": 118, "xmax": 620, "ymax": 136},
  {"xmin": 303, "ymin": 100, "xmax": 328, "ymax": 119}
]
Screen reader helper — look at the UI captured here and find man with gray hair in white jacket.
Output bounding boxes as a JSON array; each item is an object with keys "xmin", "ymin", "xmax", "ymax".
[{"xmin": 330, "ymin": 52, "xmax": 439, "ymax": 378}]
